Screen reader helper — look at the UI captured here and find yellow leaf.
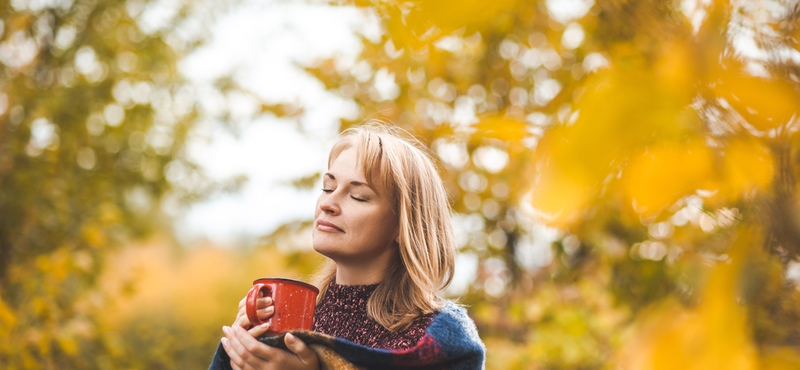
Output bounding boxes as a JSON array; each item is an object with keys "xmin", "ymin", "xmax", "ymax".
[
  {"xmin": 385, "ymin": 7, "xmax": 429, "ymax": 50},
  {"xmin": 622, "ymin": 140, "xmax": 714, "ymax": 214},
  {"xmin": 713, "ymin": 69, "xmax": 800, "ymax": 132},
  {"xmin": 473, "ymin": 115, "xmax": 529, "ymax": 142},
  {"xmin": 561, "ymin": 59, "xmax": 697, "ymax": 174},
  {"xmin": 530, "ymin": 164, "xmax": 593, "ymax": 227},
  {"xmin": 655, "ymin": 39, "xmax": 699, "ymax": 100},
  {"xmin": 720, "ymin": 138, "xmax": 774, "ymax": 200},
  {"xmin": 407, "ymin": 0, "xmax": 517, "ymax": 35},
  {"xmin": 375, "ymin": 0, "xmax": 517, "ymax": 49},
  {"xmin": 530, "ymin": 60, "xmax": 700, "ymax": 226}
]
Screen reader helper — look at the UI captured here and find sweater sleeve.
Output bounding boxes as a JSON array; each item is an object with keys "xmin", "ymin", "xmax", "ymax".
[{"xmin": 208, "ymin": 343, "xmax": 232, "ymax": 370}]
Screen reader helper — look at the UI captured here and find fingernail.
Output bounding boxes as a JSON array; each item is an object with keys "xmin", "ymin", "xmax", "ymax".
[
  {"xmin": 260, "ymin": 322, "xmax": 269, "ymax": 329},
  {"xmin": 285, "ymin": 333, "xmax": 296, "ymax": 344},
  {"xmin": 221, "ymin": 337, "xmax": 229, "ymax": 347},
  {"xmin": 222, "ymin": 326, "xmax": 229, "ymax": 334}
]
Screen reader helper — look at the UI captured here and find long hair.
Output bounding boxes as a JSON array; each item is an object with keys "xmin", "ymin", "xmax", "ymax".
[{"xmin": 313, "ymin": 122, "xmax": 456, "ymax": 331}]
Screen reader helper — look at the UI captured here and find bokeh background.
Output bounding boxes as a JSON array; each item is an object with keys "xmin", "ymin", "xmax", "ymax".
[{"xmin": 2, "ymin": 0, "xmax": 800, "ymax": 369}]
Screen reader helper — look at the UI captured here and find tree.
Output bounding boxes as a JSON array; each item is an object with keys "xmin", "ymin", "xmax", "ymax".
[
  {"xmin": 0, "ymin": 0, "xmax": 223, "ymax": 367},
  {"xmin": 293, "ymin": 0, "xmax": 800, "ymax": 367}
]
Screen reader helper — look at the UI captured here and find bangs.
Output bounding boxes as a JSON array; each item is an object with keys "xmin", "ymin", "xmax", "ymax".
[{"xmin": 328, "ymin": 130, "xmax": 396, "ymax": 207}]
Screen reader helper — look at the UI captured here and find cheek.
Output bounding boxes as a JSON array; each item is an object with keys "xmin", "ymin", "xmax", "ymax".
[{"xmin": 375, "ymin": 211, "xmax": 399, "ymax": 239}]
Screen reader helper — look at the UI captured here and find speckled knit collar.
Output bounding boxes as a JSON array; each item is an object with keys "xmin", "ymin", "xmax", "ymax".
[
  {"xmin": 313, "ymin": 280, "xmax": 435, "ymax": 350},
  {"xmin": 325, "ymin": 281, "xmax": 378, "ymax": 310}
]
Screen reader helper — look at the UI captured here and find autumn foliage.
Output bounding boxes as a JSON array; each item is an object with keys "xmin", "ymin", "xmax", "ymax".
[{"xmin": 2, "ymin": 0, "xmax": 800, "ymax": 369}]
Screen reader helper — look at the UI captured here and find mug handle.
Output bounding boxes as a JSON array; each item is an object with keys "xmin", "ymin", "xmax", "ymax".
[{"xmin": 246, "ymin": 283, "xmax": 271, "ymax": 326}]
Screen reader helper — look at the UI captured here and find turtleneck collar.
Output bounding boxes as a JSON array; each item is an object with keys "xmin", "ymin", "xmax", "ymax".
[{"xmin": 324, "ymin": 280, "xmax": 378, "ymax": 310}]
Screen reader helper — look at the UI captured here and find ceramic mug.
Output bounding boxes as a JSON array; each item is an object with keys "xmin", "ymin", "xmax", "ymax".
[{"xmin": 245, "ymin": 277, "xmax": 319, "ymax": 335}]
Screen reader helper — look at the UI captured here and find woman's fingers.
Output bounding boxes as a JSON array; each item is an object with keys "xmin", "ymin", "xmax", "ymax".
[
  {"xmin": 224, "ymin": 326, "xmax": 272, "ymax": 368},
  {"xmin": 221, "ymin": 339, "xmax": 243, "ymax": 370},
  {"xmin": 257, "ymin": 296, "xmax": 272, "ymax": 309},
  {"xmin": 247, "ymin": 321, "xmax": 270, "ymax": 337},
  {"xmin": 234, "ymin": 296, "xmax": 250, "ymax": 329},
  {"xmin": 237, "ymin": 308, "xmax": 273, "ymax": 331},
  {"xmin": 284, "ymin": 333, "xmax": 319, "ymax": 369},
  {"xmin": 223, "ymin": 325, "xmax": 319, "ymax": 370},
  {"xmin": 233, "ymin": 325, "xmax": 278, "ymax": 365},
  {"xmin": 235, "ymin": 297, "xmax": 273, "ymax": 327},
  {"xmin": 221, "ymin": 329, "xmax": 247, "ymax": 369},
  {"xmin": 233, "ymin": 308, "xmax": 251, "ymax": 330},
  {"xmin": 258, "ymin": 304, "xmax": 274, "ymax": 321}
]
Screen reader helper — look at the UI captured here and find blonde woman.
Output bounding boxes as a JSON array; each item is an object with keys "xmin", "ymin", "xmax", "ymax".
[{"xmin": 211, "ymin": 123, "xmax": 485, "ymax": 370}]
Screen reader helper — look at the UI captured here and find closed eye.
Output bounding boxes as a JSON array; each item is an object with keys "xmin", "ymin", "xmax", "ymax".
[
  {"xmin": 351, "ymin": 196, "xmax": 367, "ymax": 202},
  {"xmin": 321, "ymin": 188, "xmax": 333, "ymax": 193}
]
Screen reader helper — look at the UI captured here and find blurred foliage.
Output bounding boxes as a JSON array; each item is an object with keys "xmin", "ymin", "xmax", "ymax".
[
  {"xmin": 95, "ymin": 236, "xmax": 324, "ymax": 369},
  {"xmin": 294, "ymin": 0, "xmax": 800, "ymax": 368},
  {"xmin": 0, "ymin": 0, "xmax": 240, "ymax": 368},
  {"xmin": 4, "ymin": 0, "xmax": 800, "ymax": 369}
]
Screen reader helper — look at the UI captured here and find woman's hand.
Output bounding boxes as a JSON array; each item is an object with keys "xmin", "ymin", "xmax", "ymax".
[
  {"xmin": 233, "ymin": 294, "xmax": 274, "ymax": 334},
  {"xmin": 221, "ymin": 325, "xmax": 319, "ymax": 370}
]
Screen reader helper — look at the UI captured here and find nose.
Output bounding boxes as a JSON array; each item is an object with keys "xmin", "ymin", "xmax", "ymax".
[{"xmin": 318, "ymin": 193, "xmax": 340, "ymax": 215}]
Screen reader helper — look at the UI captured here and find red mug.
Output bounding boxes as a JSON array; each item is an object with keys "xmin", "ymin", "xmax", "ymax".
[{"xmin": 245, "ymin": 277, "xmax": 319, "ymax": 335}]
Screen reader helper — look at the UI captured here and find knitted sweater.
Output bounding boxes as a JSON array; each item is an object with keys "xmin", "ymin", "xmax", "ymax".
[
  {"xmin": 209, "ymin": 286, "xmax": 486, "ymax": 370},
  {"xmin": 312, "ymin": 281, "xmax": 434, "ymax": 350}
]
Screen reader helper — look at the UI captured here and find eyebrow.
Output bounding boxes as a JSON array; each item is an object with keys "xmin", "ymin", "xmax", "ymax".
[{"xmin": 323, "ymin": 173, "xmax": 374, "ymax": 190}]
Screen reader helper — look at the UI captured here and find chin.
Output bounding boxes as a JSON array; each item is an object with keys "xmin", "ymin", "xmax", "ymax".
[{"xmin": 312, "ymin": 243, "xmax": 339, "ymax": 259}]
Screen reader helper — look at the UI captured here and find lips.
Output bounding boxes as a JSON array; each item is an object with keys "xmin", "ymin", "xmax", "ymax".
[{"xmin": 316, "ymin": 219, "xmax": 344, "ymax": 232}]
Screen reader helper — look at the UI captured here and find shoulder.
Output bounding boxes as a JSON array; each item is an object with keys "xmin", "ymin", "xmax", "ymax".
[
  {"xmin": 426, "ymin": 302, "xmax": 486, "ymax": 367},
  {"xmin": 428, "ymin": 302, "xmax": 482, "ymax": 342}
]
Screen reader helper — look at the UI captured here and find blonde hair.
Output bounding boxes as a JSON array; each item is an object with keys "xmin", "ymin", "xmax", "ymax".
[{"xmin": 313, "ymin": 122, "xmax": 456, "ymax": 331}]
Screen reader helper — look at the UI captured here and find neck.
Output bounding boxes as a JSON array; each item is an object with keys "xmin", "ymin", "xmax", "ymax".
[
  {"xmin": 335, "ymin": 263, "xmax": 388, "ymax": 285},
  {"xmin": 331, "ymin": 244, "xmax": 399, "ymax": 286}
]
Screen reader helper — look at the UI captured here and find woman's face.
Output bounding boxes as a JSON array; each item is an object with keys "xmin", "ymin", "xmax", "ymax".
[{"xmin": 312, "ymin": 147, "xmax": 399, "ymax": 268}]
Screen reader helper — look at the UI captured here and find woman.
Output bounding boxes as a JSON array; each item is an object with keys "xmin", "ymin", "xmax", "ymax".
[{"xmin": 210, "ymin": 123, "xmax": 485, "ymax": 370}]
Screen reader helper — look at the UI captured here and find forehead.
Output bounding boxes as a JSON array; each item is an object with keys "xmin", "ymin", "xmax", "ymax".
[
  {"xmin": 328, "ymin": 133, "xmax": 396, "ymax": 200},
  {"xmin": 327, "ymin": 147, "xmax": 390, "ymax": 195},
  {"xmin": 329, "ymin": 134, "xmax": 380, "ymax": 174},
  {"xmin": 328, "ymin": 148, "xmax": 364, "ymax": 178}
]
